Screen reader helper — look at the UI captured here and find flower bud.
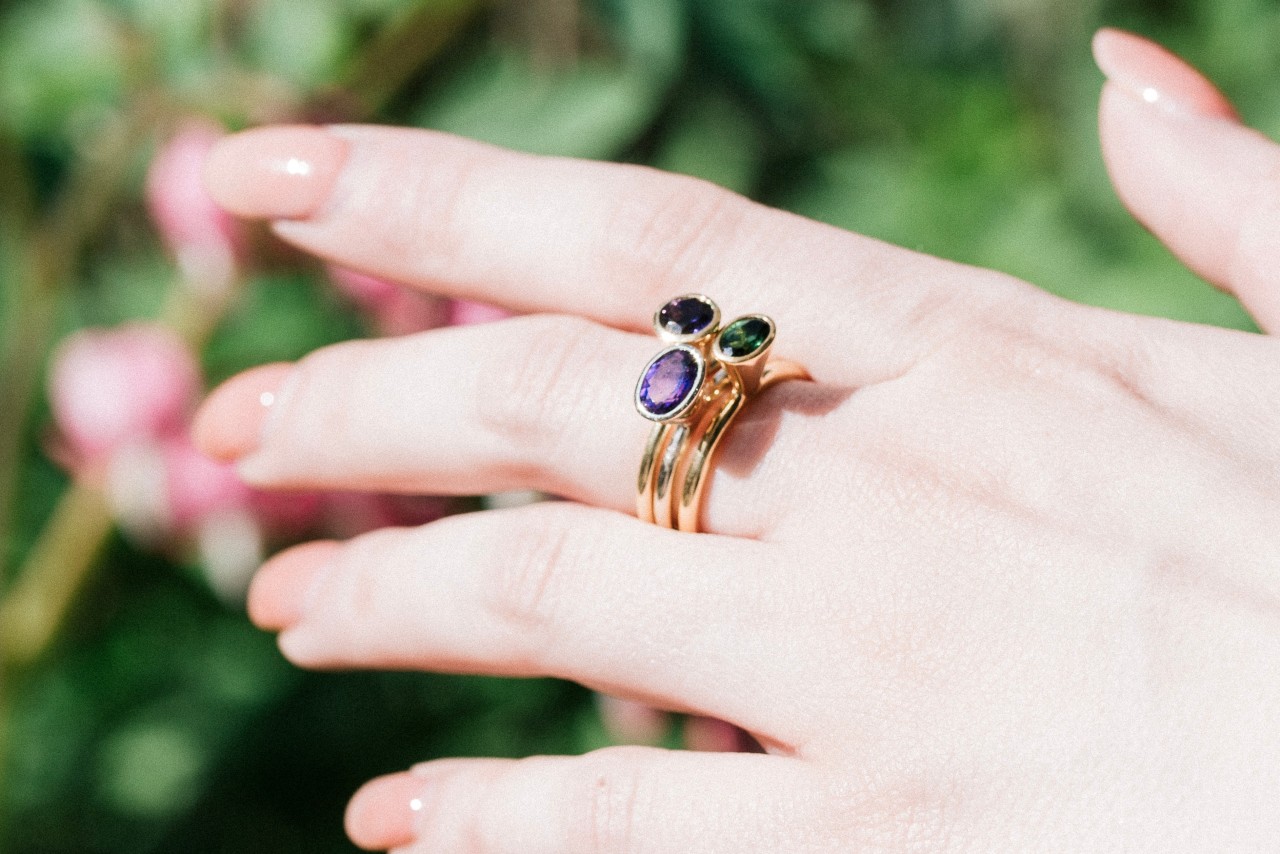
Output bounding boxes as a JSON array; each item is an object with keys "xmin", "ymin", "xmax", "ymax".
[
  {"xmin": 160, "ymin": 435, "xmax": 255, "ymax": 531},
  {"xmin": 146, "ymin": 118, "xmax": 244, "ymax": 293},
  {"xmin": 49, "ymin": 324, "xmax": 201, "ymax": 466}
]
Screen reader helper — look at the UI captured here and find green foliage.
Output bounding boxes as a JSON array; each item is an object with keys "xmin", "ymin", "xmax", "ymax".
[{"xmin": 1, "ymin": 0, "xmax": 1277, "ymax": 851}]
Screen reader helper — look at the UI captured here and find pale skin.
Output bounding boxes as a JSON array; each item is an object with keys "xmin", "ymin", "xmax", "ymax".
[{"xmin": 192, "ymin": 30, "xmax": 1280, "ymax": 851}]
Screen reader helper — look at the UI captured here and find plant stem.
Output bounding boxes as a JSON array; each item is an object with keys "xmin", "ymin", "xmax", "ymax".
[
  {"xmin": 0, "ymin": 6, "xmax": 484, "ymax": 841},
  {"xmin": 0, "ymin": 484, "xmax": 113, "ymax": 669},
  {"xmin": 0, "ymin": 134, "xmax": 38, "ymax": 586},
  {"xmin": 0, "ymin": 101, "xmax": 161, "ymax": 586},
  {"xmin": 339, "ymin": 0, "xmax": 486, "ymax": 118}
]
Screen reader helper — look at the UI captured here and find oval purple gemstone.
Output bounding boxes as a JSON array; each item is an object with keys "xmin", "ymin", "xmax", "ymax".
[{"xmin": 637, "ymin": 347, "xmax": 700, "ymax": 418}]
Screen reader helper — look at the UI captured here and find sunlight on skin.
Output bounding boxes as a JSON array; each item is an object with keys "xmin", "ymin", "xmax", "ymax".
[{"xmin": 188, "ymin": 29, "xmax": 1280, "ymax": 853}]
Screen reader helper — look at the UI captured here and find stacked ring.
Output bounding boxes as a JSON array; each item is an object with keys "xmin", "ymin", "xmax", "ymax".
[{"xmin": 634, "ymin": 295, "xmax": 809, "ymax": 532}]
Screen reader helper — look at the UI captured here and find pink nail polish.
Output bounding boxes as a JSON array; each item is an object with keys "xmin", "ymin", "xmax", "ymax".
[
  {"xmin": 1092, "ymin": 28, "xmax": 1239, "ymax": 121},
  {"xmin": 247, "ymin": 541, "xmax": 340, "ymax": 630},
  {"xmin": 345, "ymin": 774, "xmax": 426, "ymax": 851},
  {"xmin": 191, "ymin": 363, "xmax": 293, "ymax": 462},
  {"xmin": 203, "ymin": 126, "xmax": 348, "ymax": 220}
]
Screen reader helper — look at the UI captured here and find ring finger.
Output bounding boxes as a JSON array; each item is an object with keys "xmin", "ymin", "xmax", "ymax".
[{"xmin": 194, "ymin": 313, "xmax": 834, "ymax": 538}]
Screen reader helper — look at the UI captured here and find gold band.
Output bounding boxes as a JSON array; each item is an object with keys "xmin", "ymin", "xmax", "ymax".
[{"xmin": 634, "ymin": 296, "xmax": 809, "ymax": 533}]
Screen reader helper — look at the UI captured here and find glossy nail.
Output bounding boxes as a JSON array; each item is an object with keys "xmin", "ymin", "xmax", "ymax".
[
  {"xmin": 203, "ymin": 126, "xmax": 348, "ymax": 220},
  {"xmin": 1092, "ymin": 28, "xmax": 1239, "ymax": 120},
  {"xmin": 247, "ymin": 540, "xmax": 340, "ymax": 631},
  {"xmin": 345, "ymin": 774, "xmax": 426, "ymax": 851},
  {"xmin": 192, "ymin": 363, "xmax": 293, "ymax": 462}
]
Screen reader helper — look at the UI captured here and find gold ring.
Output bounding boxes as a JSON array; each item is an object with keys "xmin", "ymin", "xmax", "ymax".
[{"xmin": 634, "ymin": 295, "xmax": 808, "ymax": 532}]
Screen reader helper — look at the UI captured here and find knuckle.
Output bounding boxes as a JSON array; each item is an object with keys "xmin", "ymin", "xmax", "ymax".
[
  {"xmin": 369, "ymin": 136, "xmax": 488, "ymax": 276},
  {"xmin": 283, "ymin": 339, "xmax": 382, "ymax": 451},
  {"xmin": 601, "ymin": 169, "xmax": 753, "ymax": 298},
  {"xmin": 321, "ymin": 528, "xmax": 401, "ymax": 652},
  {"xmin": 568, "ymin": 748, "xmax": 648, "ymax": 854},
  {"xmin": 989, "ymin": 310, "xmax": 1156, "ymax": 409},
  {"xmin": 480, "ymin": 514, "xmax": 577, "ymax": 655},
  {"xmin": 822, "ymin": 769, "xmax": 961, "ymax": 854},
  {"xmin": 471, "ymin": 315, "xmax": 601, "ymax": 468}
]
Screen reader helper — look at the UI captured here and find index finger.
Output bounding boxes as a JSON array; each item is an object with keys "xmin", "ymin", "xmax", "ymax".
[{"xmin": 204, "ymin": 124, "xmax": 1018, "ymax": 383}]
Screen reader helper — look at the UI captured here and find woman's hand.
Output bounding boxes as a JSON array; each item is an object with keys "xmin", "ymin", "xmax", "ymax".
[{"xmin": 192, "ymin": 30, "xmax": 1280, "ymax": 852}]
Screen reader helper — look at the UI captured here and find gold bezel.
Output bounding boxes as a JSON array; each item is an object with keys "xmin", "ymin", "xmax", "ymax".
[
  {"xmin": 713, "ymin": 314, "xmax": 776, "ymax": 364},
  {"xmin": 653, "ymin": 294, "xmax": 721, "ymax": 344},
  {"xmin": 634, "ymin": 344, "xmax": 707, "ymax": 423}
]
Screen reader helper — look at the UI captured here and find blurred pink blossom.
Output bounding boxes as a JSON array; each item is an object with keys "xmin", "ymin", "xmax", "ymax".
[
  {"xmin": 597, "ymin": 694, "xmax": 669, "ymax": 745},
  {"xmin": 684, "ymin": 717, "xmax": 755, "ymax": 753},
  {"xmin": 251, "ymin": 489, "xmax": 327, "ymax": 540},
  {"xmin": 328, "ymin": 265, "xmax": 401, "ymax": 307},
  {"xmin": 146, "ymin": 118, "xmax": 244, "ymax": 291},
  {"xmin": 328, "ymin": 265, "xmax": 449, "ymax": 336},
  {"xmin": 160, "ymin": 435, "xmax": 255, "ymax": 531},
  {"xmin": 49, "ymin": 324, "xmax": 201, "ymax": 466},
  {"xmin": 320, "ymin": 492, "xmax": 456, "ymax": 539},
  {"xmin": 448, "ymin": 299, "xmax": 512, "ymax": 326}
]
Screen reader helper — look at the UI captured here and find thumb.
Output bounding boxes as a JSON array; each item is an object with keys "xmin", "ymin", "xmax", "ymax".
[{"xmin": 1094, "ymin": 28, "xmax": 1280, "ymax": 331}]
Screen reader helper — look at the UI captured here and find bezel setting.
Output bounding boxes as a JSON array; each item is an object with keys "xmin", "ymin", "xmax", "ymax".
[
  {"xmin": 714, "ymin": 314, "xmax": 776, "ymax": 364},
  {"xmin": 653, "ymin": 294, "xmax": 720, "ymax": 343},
  {"xmin": 635, "ymin": 344, "xmax": 707, "ymax": 423}
]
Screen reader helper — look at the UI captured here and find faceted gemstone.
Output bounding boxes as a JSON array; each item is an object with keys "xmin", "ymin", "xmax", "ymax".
[
  {"xmin": 657, "ymin": 295, "xmax": 717, "ymax": 338},
  {"xmin": 716, "ymin": 316, "xmax": 772, "ymax": 359},
  {"xmin": 637, "ymin": 347, "xmax": 701, "ymax": 417}
]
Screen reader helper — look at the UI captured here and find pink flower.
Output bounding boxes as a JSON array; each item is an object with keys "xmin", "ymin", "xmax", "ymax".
[
  {"xmin": 596, "ymin": 694, "xmax": 669, "ymax": 745},
  {"xmin": 250, "ymin": 489, "xmax": 327, "ymax": 540},
  {"xmin": 327, "ymin": 265, "xmax": 449, "ymax": 337},
  {"xmin": 683, "ymin": 717, "xmax": 759, "ymax": 753},
  {"xmin": 146, "ymin": 118, "xmax": 244, "ymax": 290},
  {"xmin": 320, "ymin": 492, "xmax": 455, "ymax": 539},
  {"xmin": 49, "ymin": 324, "xmax": 201, "ymax": 466},
  {"xmin": 160, "ymin": 435, "xmax": 255, "ymax": 531},
  {"xmin": 448, "ymin": 299, "xmax": 512, "ymax": 326},
  {"xmin": 328, "ymin": 265, "xmax": 402, "ymax": 308}
]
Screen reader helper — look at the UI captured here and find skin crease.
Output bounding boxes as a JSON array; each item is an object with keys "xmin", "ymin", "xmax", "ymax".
[{"xmin": 193, "ymin": 30, "xmax": 1280, "ymax": 853}]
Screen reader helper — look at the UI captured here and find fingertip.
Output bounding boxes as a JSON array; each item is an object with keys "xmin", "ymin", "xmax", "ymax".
[
  {"xmin": 345, "ymin": 773, "xmax": 425, "ymax": 851},
  {"xmin": 203, "ymin": 125, "xmax": 348, "ymax": 220},
  {"xmin": 1092, "ymin": 27, "xmax": 1238, "ymax": 121},
  {"xmin": 248, "ymin": 540, "xmax": 339, "ymax": 630},
  {"xmin": 192, "ymin": 363, "xmax": 293, "ymax": 462}
]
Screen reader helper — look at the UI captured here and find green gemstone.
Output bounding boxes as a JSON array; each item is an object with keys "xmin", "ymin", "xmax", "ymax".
[{"xmin": 717, "ymin": 316, "xmax": 772, "ymax": 359}]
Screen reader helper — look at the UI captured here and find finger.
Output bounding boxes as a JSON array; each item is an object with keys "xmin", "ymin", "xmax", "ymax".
[
  {"xmin": 204, "ymin": 124, "xmax": 1030, "ymax": 385},
  {"xmin": 250, "ymin": 502, "xmax": 814, "ymax": 747},
  {"xmin": 1094, "ymin": 28, "xmax": 1280, "ymax": 331},
  {"xmin": 193, "ymin": 314, "xmax": 828, "ymax": 538},
  {"xmin": 345, "ymin": 748, "xmax": 824, "ymax": 853}
]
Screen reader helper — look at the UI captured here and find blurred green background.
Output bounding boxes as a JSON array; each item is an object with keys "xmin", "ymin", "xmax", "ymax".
[{"xmin": 0, "ymin": 0, "xmax": 1277, "ymax": 851}]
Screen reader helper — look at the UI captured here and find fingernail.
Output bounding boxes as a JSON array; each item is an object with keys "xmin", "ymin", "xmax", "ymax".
[
  {"xmin": 345, "ymin": 774, "xmax": 426, "ymax": 851},
  {"xmin": 247, "ymin": 540, "xmax": 340, "ymax": 630},
  {"xmin": 1093, "ymin": 28, "xmax": 1239, "ymax": 120},
  {"xmin": 203, "ymin": 126, "xmax": 348, "ymax": 220},
  {"xmin": 192, "ymin": 363, "xmax": 293, "ymax": 462}
]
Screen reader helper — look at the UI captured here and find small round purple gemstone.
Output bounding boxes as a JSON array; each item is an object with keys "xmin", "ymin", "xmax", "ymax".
[
  {"xmin": 638, "ymin": 348, "xmax": 699, "ymax": 417},
  {"xmin": 657, "ymin": 296, "xmax": 716, "ymax": 338}
]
